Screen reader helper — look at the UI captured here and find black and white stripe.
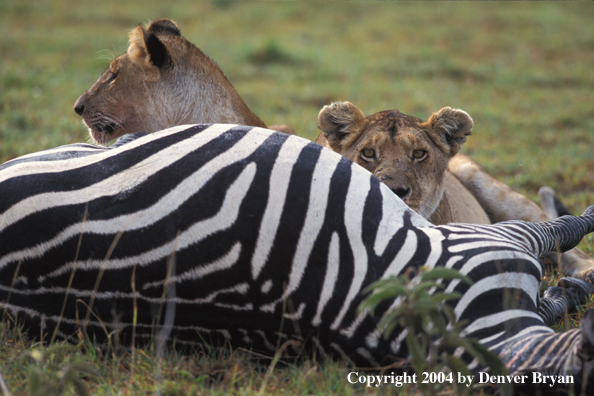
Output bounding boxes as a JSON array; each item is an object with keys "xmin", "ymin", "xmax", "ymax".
[{"xmin": 1, "ymin": 124, "xmax": 593, "ymax": 391}]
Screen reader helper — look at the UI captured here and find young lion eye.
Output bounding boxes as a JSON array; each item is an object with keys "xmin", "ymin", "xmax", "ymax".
[
  {"xmin": 413, "ymin": 150, "xmax": 426, "ymax": 159},
  {"xmin": 361, "ymin": 148, "xmax": 376, "ymax": 159}
]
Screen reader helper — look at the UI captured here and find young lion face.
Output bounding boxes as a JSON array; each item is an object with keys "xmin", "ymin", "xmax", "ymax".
[
  {"xmin": 318, "ymin": 102, "xmax": 473, "ymax": 219},
  {"xmin": 74, "ymin": 19, "xmax": 266, "ymax": 145}
]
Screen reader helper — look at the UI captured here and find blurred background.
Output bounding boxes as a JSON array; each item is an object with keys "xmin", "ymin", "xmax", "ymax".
[{"xmin": 1, "ymin": 1, "xmax": 592, "ymax": 226}]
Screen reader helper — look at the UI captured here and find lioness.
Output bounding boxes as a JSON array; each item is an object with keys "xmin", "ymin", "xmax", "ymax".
[
  {"xmin": 316, "ymin": 101, "xmax": 594, "ymax": 279},
  {"xmin": 74, "ymin": 18, "xmax": 292, "ymax": 145},
  {"xmin": 73, "ymin": 19, "xmax": 592, "ymax": 280}
]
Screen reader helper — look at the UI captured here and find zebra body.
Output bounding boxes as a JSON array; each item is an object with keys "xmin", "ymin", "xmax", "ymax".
[{"xmin": 1, "ymin": 124, "xmax": 593, "ymax": 390}]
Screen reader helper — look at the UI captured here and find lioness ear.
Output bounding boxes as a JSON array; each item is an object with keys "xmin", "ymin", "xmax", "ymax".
[
  {"xmin": 424, "ymin": 107, "xmax": 473, "ymax": 157},
  {"xmin": 147, "ymin": 19, "xmax": 181, "ymax": 37},
  {"xmin": 318, "ymin": 102, "xmax": 366, "ymax": 152},
  {"xmin": 127, "ymin": 23, "xmax": 173, "ymax": 80}
]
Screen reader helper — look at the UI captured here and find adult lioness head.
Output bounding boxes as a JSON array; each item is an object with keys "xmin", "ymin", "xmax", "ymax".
[
  {"xmin": 317, "ymin": 101, "xmax": 473, "ymax": 219},
  {"xmin": 74, "ymin": 19, "xmax": 267, "ymax": 145}
]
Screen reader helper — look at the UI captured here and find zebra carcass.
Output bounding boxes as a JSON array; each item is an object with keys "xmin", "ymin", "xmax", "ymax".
[{"xmin": 1, "ymin": 124, "xmax": 593, "ymax": 391}]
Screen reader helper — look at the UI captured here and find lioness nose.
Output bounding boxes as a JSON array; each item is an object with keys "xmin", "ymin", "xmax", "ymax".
[
  {"xmin": 74, "ymin": 95, "xmax": 86, "ymax": 116},
  {"xmin": 393, "ymin": 186, "xmax": 412, "ymax": 200}
]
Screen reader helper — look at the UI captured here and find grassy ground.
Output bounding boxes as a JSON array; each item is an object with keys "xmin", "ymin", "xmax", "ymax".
[{"xmin": 1, "ymin": 1, "xmax": 593, "ymax": 395}]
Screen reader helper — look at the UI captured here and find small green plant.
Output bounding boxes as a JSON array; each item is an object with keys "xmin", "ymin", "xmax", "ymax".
[{"xmin": 360, "ymin": 267, "xmax": 511, "ymax": 396}]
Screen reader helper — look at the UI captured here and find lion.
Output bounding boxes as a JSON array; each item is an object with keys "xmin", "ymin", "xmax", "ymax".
[
  {"xmin": 74, "ymin": 18, "xmax": 293, "ymax": 145},
  {"xmin": 316, "ymin": 101, "xmax": 594, "ymax": 280}
]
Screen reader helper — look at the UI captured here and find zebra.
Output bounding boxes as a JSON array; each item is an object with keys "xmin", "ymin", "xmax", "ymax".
[{"xmin": 1, "ymin": 124, "xmax": 593, "ymax": 392}]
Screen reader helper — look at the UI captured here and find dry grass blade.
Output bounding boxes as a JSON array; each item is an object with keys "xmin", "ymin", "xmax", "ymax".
[
  {"xmin": 130, "ymin": 263, "xmax": 138, "ymax": 383},
  {"xmin": 154, "ymin": 231, "xmax": 180, "ymax": 395},
  {"xmin": 82, "ymin": 227, "xmax": 126, "ymax": 334},
  {"xmin": 51, "ymin": 203, "xmax": 88, "ymax": 344},
  {"xmin": 258, "ymin": 339, "xmax": 301, "ymax": 396},
  {"xmin": 0, "ymin": 369, "xmax": 11, "ymax": 396}
]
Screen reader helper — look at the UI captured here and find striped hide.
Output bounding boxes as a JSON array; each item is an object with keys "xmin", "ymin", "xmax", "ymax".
[{"xmin": 1, "ymin": 124, "xmax": 593, "ymax": 392}]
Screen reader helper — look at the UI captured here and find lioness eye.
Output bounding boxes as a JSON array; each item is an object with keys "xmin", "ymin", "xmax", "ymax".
[
  {"xmin": 413, "ymin": 150, "xmax": 426, "ymax": 159},
  {"xmin": 362, "ymin": 149, "xmax": 375, "ymax": 158},
  {"xmin": 106, "ymin": 71, "xmax": 118, "ymax": 83}
]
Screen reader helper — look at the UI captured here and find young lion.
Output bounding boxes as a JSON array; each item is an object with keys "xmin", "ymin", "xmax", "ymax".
[
  {"xmin": 74, "ymin": 18, "xmax": 292, "ymax": 145},
  {"xmin": 317, "ymin": 101, "xmax": 594, "ymax": 280},
  {"xmin": 73, "ymin": 19, "xmax": 592, "ymax": 281}
]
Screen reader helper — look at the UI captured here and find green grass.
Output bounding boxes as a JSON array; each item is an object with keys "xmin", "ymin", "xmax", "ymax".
[{"xmin": 1, "ymin": 1, "xmax": 593, "ymax": 395}]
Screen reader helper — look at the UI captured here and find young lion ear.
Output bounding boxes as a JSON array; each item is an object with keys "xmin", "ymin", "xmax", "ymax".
[
  {"xmin": 127, "ymin": 23, "xmax": 173, "ymax": 80},
  {"xmin": 425, "ymin": 107, "xmax": 473, "ymax": 157},
  {"xmin": 318, "ymin": 102, "xmax": 366, "ymax": 152}
]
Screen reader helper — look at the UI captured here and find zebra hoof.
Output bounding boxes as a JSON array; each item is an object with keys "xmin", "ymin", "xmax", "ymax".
[
  {"xmin": 582, "ymin": 205, "xmax": 594, "ymax": 217},
  {"xmin": 557, "ymin": 277, "xmax": 594, "ymax": 304}
]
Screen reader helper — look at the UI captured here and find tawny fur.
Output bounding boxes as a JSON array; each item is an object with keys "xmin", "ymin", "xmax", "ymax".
[
  {"xmin": 74, "ymin": 18, "xmax": 291, "ymax": 145},
  {"xmin": 317, "ymin": 101, "xmax": 594, "ymax": 280},
  {"xmin": 317, "ymin": 101, "xmax": 482, "ymax": 223}
]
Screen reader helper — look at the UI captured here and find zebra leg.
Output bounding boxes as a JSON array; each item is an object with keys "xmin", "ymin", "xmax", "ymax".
[
  {"xmin": 538, "ymin": 187, "xmax": 594, "ymax": 282},
  {"xmin": 497, "ymin": 310, "xmax": 594, "ymax": 394},
  {"xmin": 498, "ymin": 206, "xmax": 594, "ymax": 258},
  {"xmin": 538, "ymin": 277, "xmax": 594, "ymax": 326},
  {"xmin": 472, "ymin": 275, "xmax": 594, "ymax": 391},
  {"xmin": 455, "ymin": 209, "xmax": 594, "ymax": 390},
  {"xmin": 450, "ymin": 154, "xmax": 594, "ymax": 279},
  {"xmin": 537, "ymin": 205, "xmax": 594, "ymax": 281}
]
